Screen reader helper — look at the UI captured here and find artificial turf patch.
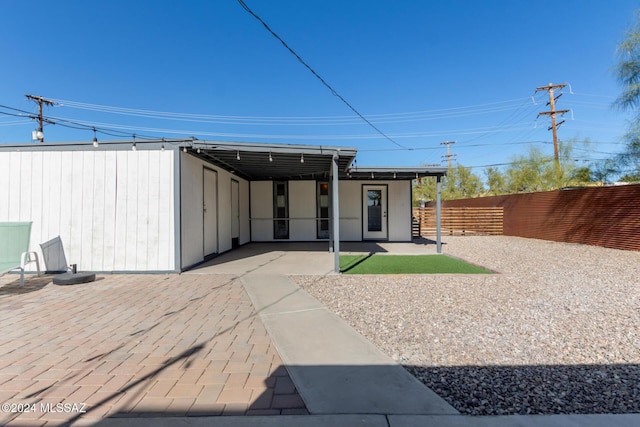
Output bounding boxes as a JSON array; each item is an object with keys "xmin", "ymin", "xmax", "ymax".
[{"xmin": 340, "ymin": 254, "xmax": 492, "ymax": 274}]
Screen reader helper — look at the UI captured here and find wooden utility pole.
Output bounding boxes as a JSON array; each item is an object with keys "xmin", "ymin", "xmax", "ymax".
[
  {"xmin": 535, "ymin": 83, "xmax": 570, "ymax": 171},
  {"xmin": 25, "ymin": 95, "xmax": 54, "ymax": 143},
  {"xmin": 441, "ymin": 141, "xmax": 457, "ymax": 168}
]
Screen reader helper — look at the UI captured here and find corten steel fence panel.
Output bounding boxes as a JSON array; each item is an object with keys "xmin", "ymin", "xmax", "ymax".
[{"xmin": 427, "ymin": 184, "xmax": 640, "ymax": 251}]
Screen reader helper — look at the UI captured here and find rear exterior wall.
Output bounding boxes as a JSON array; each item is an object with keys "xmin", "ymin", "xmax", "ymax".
[
  {"xmin": 0, "ymin": 150, "xmax": 176, "ymax": 272},
  {"xmin": 249, "ymin": 180, "xmax": 412, "ymax": 242}
]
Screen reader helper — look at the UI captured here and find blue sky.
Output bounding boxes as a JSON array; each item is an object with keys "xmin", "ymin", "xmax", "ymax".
[{"xmin": 0, "ymin": 0, "xmax": 638, "ymax": 172}]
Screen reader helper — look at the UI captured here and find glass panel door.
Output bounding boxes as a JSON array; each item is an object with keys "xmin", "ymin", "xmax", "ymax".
[{"xmin": 363, "ymin": 185, "xmax": 388, "ymax": 240}]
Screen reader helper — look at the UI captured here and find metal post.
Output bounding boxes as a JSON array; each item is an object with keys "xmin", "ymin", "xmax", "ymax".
[
  {"xmin": 328, "ymin": 179, "xmax": 334, "ymax": 252},
  {"xmin": 436, "ymin": 175, "xmax": 442, "ymax": 254},
  {"xmin": 332, "ymin": 154, "xmax": 340, "ymax": 272}
]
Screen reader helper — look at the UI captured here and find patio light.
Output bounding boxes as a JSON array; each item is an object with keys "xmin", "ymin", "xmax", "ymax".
[
  {"xmin": 92, "ymin": 128, "xmax": 98, "ymax": 148},
  {"xmin": 300, "ymin": 153, "xmax": 304, "ymax": 163}
]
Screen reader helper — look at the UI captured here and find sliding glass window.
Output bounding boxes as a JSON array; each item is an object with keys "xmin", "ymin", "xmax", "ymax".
[
  {"xmin": 317, "ymin": 181, "xmax": 329, "ymax": 239},
  {"xmin": 273, "ymin": 181, "xmax": 289, "ymax": 239}
]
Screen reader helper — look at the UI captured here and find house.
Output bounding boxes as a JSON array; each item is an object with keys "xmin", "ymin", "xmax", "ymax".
[{"xmin": 0, "ymin": 140, "xmax": 446, "ymax": 273}]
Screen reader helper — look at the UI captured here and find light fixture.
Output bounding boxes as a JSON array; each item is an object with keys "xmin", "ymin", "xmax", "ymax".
[
  {"xmin": 371, "ymin": 172, "xmax": 374, "ymax": 179},
  {"xmin": 183, "ymin": 146, "xmax": 187, "ymax": 153},
  {"xmin": 236, "ymin": 151, "xmax": 240, "ymax": 160},
  {"xmin": 300, "ymin": 153, "xmax": 304, "ymax": 163},
  {"xmin": 92, "ymin": 128, "xmax": 98, "ymax": 148},
  {"xmin": 197, "ymin": 147, "xmax": 201, "ymax": 154},
  {"xmin": 161, "ymin": 139, "xmax": 165, "ymax": 152},
  {"xmin": 416, "ymin": 173, "xmax": 419, "ymax": 179},
  {"xmin": 393, "ymin": 172, "xmax": 397, "ymax": 179},
  {"xmin": 132, "ymin": 135, "xmax": 137, "ymax": 151},
  {"xmin": 269, "ymin": 152, "xmax": 273, "ymax": 162}
]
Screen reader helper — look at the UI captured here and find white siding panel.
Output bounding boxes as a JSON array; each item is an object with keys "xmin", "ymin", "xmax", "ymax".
[
  {"xmin": 102, "ymin": 151, "xmax": 118, "ymax": 271},
  {"xmin": 180, "ymin": 153, "xmax": 204, "ymax": 268},
  {"xmin": 29, "ymin": 152, "xmax": 44, "ymax": 256},
  {"xmin": 387, "ymin": 181, "xmax": 411, "ymax": 241},
  {"xmin": 249, "ymin": 181, "xmax": 273, "ymax": 241},
  {"xmin": 68, "ymin": 151, "xmax": 85, "ymax": 266},
  {"xmin": 7, "ymin": 152, "xmax": 21, "ymax": 220},
  {"xmin": 0, "ymin": 153, "xmax": 10, "ymax": 219},
  {"xmin": 45, "ymin": 152, "xmax": 63, "ymax": 249},
  {"xmin": 0, "ymin": 150, "xmax": 176, "ymax": 272},
  {"xmin": 113, "ymin": 151, "xmax": 129, "ymax": 269},
  {"xmin": 218, "ymin": 172, "xmax": 231, "ymax": 253},
  {"xmin": 80, "ymin": 151, "xmax": 95, "ymax": 269},
  {"xmin": 91, "ymin": 151, "xmax": 106, "ymax": 271},
  {"xmin": 289, "ymin": 181, "xmax": 316, "ymax": 241},
  {"xmin": 338, "ymin": 181, "xmax": 362, "ymax": 241},
  {"xmin": 158, "ymin": 151, "xmax": 174, "ymax": 269},
  {"xmin": 134, "ymin": 152, "xmax": 150, "ymax": 269},
  {"xmin": 146, "ymin": 151, "xmax": 161, "ymax": 270},
  {"xmin": 239, "ymin": 180, "xmax": 250, "ymax": 244}
]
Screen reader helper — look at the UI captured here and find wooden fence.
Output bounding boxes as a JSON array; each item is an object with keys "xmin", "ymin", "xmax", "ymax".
[{"xmin": 412, "ymin": 207, "xmax": 504, "ymax": 236}]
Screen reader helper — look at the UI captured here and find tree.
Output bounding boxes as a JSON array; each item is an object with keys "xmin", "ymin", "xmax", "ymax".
[
  {"xmin": 484, "ymin": 166, "xmax": 507, "ymax": 195},
  {"xmin": 613, "ymin": 11, "xmax": 640, "ymax": 176},
  {"xmin": 614, "ymin": 11, "xmax": 640, "ymax": 112},
  {"xmin": 412, "ymin": 164, "xmax": 484, "ymax": 204},
  {"xmin": 591, "ymin": 158, "xmax": 619, "ymax": 185}
]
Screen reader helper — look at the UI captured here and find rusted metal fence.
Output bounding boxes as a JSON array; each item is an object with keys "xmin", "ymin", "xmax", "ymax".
[
  {"xmin": 412, "ymin": 207, "xmax": 504, "ymax": 236},
  {"xmin": 428, "ymin": 184, "xmax": 640, "ymax": 251}
]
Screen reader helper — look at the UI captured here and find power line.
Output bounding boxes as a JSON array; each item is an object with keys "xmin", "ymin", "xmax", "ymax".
[{"xmin": 236, "ymin": 0, "xmax": 407, "ymax": 149}]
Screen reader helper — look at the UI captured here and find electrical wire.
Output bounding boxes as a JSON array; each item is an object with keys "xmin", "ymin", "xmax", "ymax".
[{"xmin": 236, "ymin": 0, "xmax": 407, "ymax": 149}]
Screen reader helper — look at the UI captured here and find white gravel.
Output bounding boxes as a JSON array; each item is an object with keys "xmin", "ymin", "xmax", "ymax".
[{"xmin": 293, "ymin": 236, "xmax": 640, "ymax": 415}]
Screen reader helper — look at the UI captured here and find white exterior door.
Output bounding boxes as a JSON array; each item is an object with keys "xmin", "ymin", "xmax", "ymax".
[
  {"xmin": 203, "ymin": 168, "xmax": 218, "ymax": 256},
  {"xmin": 363, "ymin": 185, "xmax": 388, "ymax": 240}
]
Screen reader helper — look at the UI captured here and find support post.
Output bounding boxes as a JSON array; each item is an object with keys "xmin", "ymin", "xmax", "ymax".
[
  {"xmin": 436, "ymin": 175, "xmax": 442, "ymax": 254},
  {"xmin": 332, "ymin": 154, "xmax": 340, "ymax": 273}
]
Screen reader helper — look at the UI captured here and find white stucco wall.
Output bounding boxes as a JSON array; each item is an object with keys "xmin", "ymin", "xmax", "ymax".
[
  {"xmin": 180, "ymin": 152, "xmax": 250, "ymax": 269},
  {"xmin": 0, "ymin": 149, "xmax": 176, "ymax": 272},
  {"xmin": 249, "ymin": 179, "xmax": 412, "ymax": 242}
]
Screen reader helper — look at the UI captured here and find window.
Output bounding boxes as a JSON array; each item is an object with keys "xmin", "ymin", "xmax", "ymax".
[
  {"xmin": 317, "ymin": 181, "xmax": 329, "ymax": 239},
  {"xmin": 273, "ymin": 181, "xmax": 289, "ymax": 239}
]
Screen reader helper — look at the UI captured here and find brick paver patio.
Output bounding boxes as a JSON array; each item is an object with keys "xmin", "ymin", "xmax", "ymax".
[{"xmin": 0, "ymin": 273, "xmax": 307, "ymax": 426}]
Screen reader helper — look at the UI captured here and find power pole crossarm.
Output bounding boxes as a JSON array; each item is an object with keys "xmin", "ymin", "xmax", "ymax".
[
  {"xmin": 25, "ymin": 95, "xmax": 55, "ymax": 143},
  {"xmin": 441, "ymin": 141, "xmax": 456, "ymax": 169}
]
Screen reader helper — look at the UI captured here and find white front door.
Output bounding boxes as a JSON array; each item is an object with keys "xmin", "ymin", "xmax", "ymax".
[
  {"xmin": 203, "ymin": 168, "xmax": 218, "ymax": 256},
  {"xmin": 363, "ymin": 185, "xmax": 388, "ymax": 240}
]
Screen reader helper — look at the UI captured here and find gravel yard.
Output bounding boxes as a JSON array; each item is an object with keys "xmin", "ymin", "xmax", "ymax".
[{"xmin": 293, "ymin": 236, "xmax": 640, "ymax": 415}]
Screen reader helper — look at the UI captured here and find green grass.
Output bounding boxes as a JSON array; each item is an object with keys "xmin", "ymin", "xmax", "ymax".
[{"xmin": 340, "ymin": 254, "xmax": 492, "ymax": 274}]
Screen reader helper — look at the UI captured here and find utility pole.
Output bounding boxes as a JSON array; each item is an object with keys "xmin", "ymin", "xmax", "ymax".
[
  {"xmin": 25, "ymin": 95, "xmax": 55, "ymax": 143},
  {"xmin": 535, "ymin": 83, "xmax": 570, "ymax": 172},
  {"xmin": 441, "ymin": 141, "xmax": 457, "ymax": 168}
]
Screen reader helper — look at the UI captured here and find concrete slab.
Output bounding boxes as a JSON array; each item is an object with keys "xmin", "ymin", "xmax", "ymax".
[
  {"xmin": 90, "ymin": 414, "xmax": 388, "ymax": 427},
  {"xmin": 242, "ymin": 274, "xmax": 458, "ymax": 415},
  {"xmin": 388, "ymin": 414, "xmax": 640, "ymax": 427}
]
